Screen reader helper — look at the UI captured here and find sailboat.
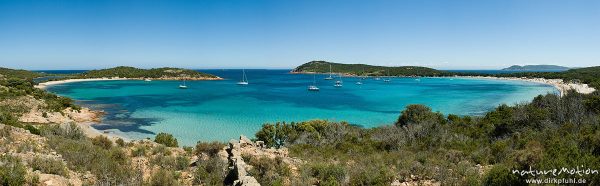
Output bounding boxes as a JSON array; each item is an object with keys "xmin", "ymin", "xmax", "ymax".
[
  {"xmin": 334, "ymin": 75, "xmax": 343, "ymax": 87},
  {"xmin": 356, "ymin": 68, "xmax": 364, "ymax": 85},
  {"xmin": 383, "ymin": 69, "xmax": 391, "ymax": 82},
  {"xmin": 324, "ymin": 65, "xmax": 334, "ymax": 80},
  {"xmin": 179, "ymin": 79, "xmax": 188, "ymax": 89},
  {"xmin": 237, "ymin": 69, "xmax": 249, "ymax": 85},
  {"xmin": 308, "ymin": 74, "xmax": 320, "ymax": 91}
]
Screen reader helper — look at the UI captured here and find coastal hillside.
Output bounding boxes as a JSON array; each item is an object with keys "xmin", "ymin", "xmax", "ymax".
[
  {"xmin": 0, "ymin": 67, "xmax": 237, "ymax": 185},
  {"xmin": 292, "ymin": 61, "xmax": 451, "ymax": 76},
  {"xmin": 502, "ymin": 65, "xmax": 570, "ymax": 71},
  {"xmin": 0, "ymin": 67, "xmax": 44, "ymax": 79},
  {"xmin": 1, "ymin": 66, "xmax": 600, "ymax": 185},
  {"xmin": 79, "ymin": 66, "xmax": 220, "ymax": 80},
  {"xmin": 496, "ymin": 66, "xmax": 600, "ymax": 89}
]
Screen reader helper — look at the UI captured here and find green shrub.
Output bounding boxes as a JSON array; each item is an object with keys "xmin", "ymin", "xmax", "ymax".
[
  {"xmin": 148, "ymin": 169, "xmax": 179, "ymax": 186},
  {"xmin": 310, "ymin": 163, "xmax": 345, "ymax": 185},
  {"xmin": 30, "ymin": 157, "xmax": 68, "ymax": 177},
  {"xmin": 150, "ymin": 155, "xmax": 189, "ymax": 171},
  {"xmin": 195, "ymin": 141, "xmax": 224, "ymax": 157},
  {"xmin": 92, "ymin": 135, "xmax": 113, "ymax": 149},
  {"xmin": 194, "ymin": 156, "xmax": 227, "ymax": 185},
  {"xmin": 245, "ymin": 156, "xmax": 290, "ymax": 185},
  {"xmin": 154, "ymin": 133, "xmax": 178, "ymax": 147},
  {"xmin": 24, "ymin": 124, "xmax": 40, "ymax": 135},
  {"xmin": 396, "ymin": 104, "xmax": 444, "ymax": 127},
  {"xmin": 483, "ymin": 165, "xmax": 523, "ymax": 186},
  {"xmin": 151, "ymin": 145, "xmax": 171, "ymax": 155},
  {"xmin": 47, "ymin": 137, "xmax": 135, "ymax": 185},
  {"xmin": 0, "ymin": 155, "xmax": 27, "ymax": 186},
  {"xmin": 115, "ymin": 138, "xmax": 125, "ymax": 147},
  {"xmin": 132, "ymin": 146, "xmax": 148, "ymax": 157},
  {"xmin": 40, "ymin": 123, "xmax": 85, "ymax": 140},
  {"xmin": 182, "ymin": 146, "xmax": 193, "ymax": 155}
]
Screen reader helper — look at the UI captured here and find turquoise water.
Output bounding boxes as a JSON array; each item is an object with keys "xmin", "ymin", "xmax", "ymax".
[{"xmin": 47, "ymin": 70, "xmax": 558, "ymax": 145}]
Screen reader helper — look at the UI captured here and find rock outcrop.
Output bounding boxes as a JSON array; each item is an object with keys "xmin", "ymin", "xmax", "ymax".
[{"xmin": 226, "ymin": 136, "xmax": 260, "ymax": 186}]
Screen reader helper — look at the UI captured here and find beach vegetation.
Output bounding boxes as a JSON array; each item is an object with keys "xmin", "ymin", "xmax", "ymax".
[
  {"xmin": 154, "ymin": 132, "xmax": 178, "ymax": 147},
  {"xmin": 115, "ymin": 138, "xmax": 125, "ymax": 147},
  {"xmin": 92, "ymin": 135, "xmax": 113, "ymax": 149}
]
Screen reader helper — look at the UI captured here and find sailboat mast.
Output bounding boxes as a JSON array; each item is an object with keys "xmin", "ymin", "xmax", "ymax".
[{"xmin": 242, "ymin": 69, "xmax": 246, "ymax": 82}]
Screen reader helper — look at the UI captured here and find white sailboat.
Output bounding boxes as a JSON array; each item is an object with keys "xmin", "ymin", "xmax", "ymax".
[
  {"xmin": 324, "ymin": 64, "xmax": 334, "ymax": 80},
  {"xmin": 308, "ymin": 74, "xmax": 320, "ymax": 91},
  {"xmin": 334, "ymin": 75, "xmax": 343, "ymax": 87},
  {"xmin": 383, "ymin": 69, "xmax": 391, "ymax": 82},
  {"xmin": 237, "ymin": 69, "xmax": 249, "ymax": 85},
  {"xmin": 179, "ymin": 79, "xmax": 188, "ymax": 89},
  {"xmin": 356, "ymin": 68, "xmax": 364, "ymax": 85}
]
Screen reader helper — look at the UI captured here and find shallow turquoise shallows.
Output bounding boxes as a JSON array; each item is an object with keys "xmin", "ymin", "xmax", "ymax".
[{"xmin": 47, "ymin": 70, "xmax": 558, "ymax": 145}]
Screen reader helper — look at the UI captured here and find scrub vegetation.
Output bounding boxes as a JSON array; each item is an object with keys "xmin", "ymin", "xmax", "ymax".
[{"xmin": 1, "ymin": 65, "xmax": 599, "ymax": 185}]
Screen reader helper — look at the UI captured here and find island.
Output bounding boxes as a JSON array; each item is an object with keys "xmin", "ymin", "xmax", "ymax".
[
  {"xmin": 502, "ymin": 65, "xmax": 570, "ymax": 71},
  {"xmin": 291, "ymin": 60, "xmax": 452, "ymax": 77}
]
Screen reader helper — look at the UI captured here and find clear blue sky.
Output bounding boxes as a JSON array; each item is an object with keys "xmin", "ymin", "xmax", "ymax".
[{"xmin": 0, "ymin": 0, "xmax": 598, "ymax": 70}]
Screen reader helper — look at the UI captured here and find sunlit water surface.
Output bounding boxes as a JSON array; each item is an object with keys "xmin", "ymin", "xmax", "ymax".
[{"xmin": 47, "ymin": 70, "xmax": 557, "ymax": 145}]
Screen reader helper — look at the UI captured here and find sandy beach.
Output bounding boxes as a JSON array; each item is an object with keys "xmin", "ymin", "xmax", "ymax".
[
  {"xmin": 457, "ymin": 76, "xmax": 596, "ymax": 96},
  {"xmin": 35, "ymin": 78, "xmax": 131, "ymax": 89},
  {"xmin": 35, "ymin": 76, "xmax": 223, "ymax": 89}
]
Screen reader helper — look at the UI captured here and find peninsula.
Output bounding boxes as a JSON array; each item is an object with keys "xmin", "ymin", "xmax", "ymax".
[
  {"xmin": 291, "ymin": 61, "xmax": 598, "ymax": 95},
  {"xmin": 34, "ymin": 66, "xmax": 222, "ymax": 89}
]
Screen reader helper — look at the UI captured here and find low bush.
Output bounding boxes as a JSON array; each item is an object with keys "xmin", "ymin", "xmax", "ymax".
[
  {"xmin": 148, "ymin": 169, "xmax": 179, "ymax": 186},
  {"xmin": 195, "ymin": 141, "xmax": 224, "ymax": 157},
  {"xmin": 30, "ymin": 156, "xmax": 68, "ymax": 177},
  {"xmin": 92, "ymin": 135, "xmax": 113, "ymax": 149},
  {"xmin": 194, "ymin": 156, "xmax": 227, "ymax": 185},
  {"xmin": 154, "ymin": 133, "xmax": 178, "ymax": 147},
  {"xmin": 0, "ymin": 155, "xmax": 27, "ymax": 186}
]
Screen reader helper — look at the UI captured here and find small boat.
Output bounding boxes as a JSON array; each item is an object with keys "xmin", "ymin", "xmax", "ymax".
[
  {"xmin": 144, "ymin": 79, "xmax": 152, "ymax": 82},
  {"xmin": 308, "ymin": 85, "xmax": 320, "ymax": 91},
  {"xmin": 334, "ymin": 80, "xmax": 343, "ymax": 87},
  {"xmin": 179, "ymin": 79, "xmax": 188, "ymax": 89},
  {"xmin": 324, "ymin": 65, "xmax": 334, "ymax": 80},
  {"xmin": 237, "ymin": 69, "xmax": 249, "ymax": 85},
  {"xmin": 383, "ymin": 69, "xmax": 391, "ymax": 82},
  {"xmin": 308, "ymin": 74, "xmax": 319, "ymax": 91},
  {"xmin": 356, "ymin": 68, "xmax": 364, "ymax": 85}
]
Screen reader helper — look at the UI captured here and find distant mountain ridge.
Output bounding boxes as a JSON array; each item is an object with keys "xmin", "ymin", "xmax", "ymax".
[{"xmin": 502, "ymin": 65, "xmax": 570, "ymax": 71}]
